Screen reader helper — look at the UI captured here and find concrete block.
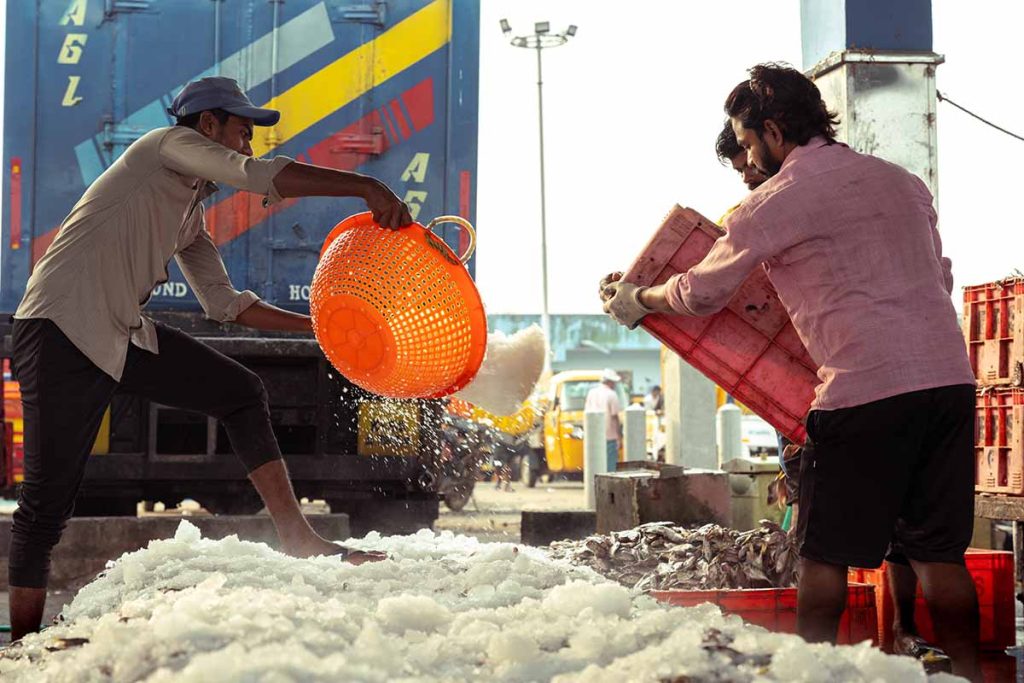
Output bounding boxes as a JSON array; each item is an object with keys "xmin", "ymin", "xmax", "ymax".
[
  {"xmin": 521, "ymin": 510, "xmax": 596, "ymax": 547},
  {"xmin": 595, "ymin": 468, "xmax": 730, "ymax": 534},
  {"xmin": 0, "ymin": 514, "xmax": 350, "ymax": 590},
  {"xmin": 722, "ymin": 457, "xmax": 784, "ymax": 531}
]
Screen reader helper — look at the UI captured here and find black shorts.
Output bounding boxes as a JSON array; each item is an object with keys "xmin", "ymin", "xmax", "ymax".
[{"xmin": 796, "ymin": 384, "xmax": 976, "ymax": 569}]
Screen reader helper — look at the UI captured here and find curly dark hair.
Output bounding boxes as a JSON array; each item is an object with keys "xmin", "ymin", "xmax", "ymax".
[
  {"xmin": 715, "ymin": 119, "xmax": 743, "ymax": 164},
  {"xmin": 724, "ymin": 62, "xmax": 839, "ymax": 145}
]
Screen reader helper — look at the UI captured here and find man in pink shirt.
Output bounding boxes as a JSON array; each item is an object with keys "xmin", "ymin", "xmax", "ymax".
[
  {"xmin": 716, "ymin": 117, "xmax": 951, "ymax": 671},
  {"xmin": 601, "ymin": 64, "xmax": 980, "ymax": 680}
]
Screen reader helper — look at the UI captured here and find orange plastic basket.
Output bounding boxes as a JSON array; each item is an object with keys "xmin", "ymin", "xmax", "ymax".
[{"xmin": 310, "ymin": 212, "xmax": 487, "ymax": 399}]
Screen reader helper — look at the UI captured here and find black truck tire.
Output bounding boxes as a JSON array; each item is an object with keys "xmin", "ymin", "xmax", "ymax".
[{"xmin": 443, "ymin": 483, "xmax": 473, "ymax": 512}]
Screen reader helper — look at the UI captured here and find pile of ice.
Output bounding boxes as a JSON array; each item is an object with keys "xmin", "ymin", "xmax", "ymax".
[
  {"xmin": 0, "ymin": 522, "xmax": 956, "ymax": 682},
  {"xmin": 456, "ymin": 325, "xmax": 546, "ymax": 416}
]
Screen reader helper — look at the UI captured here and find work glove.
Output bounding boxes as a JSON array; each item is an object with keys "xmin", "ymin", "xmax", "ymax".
[
  {"xmin": 598, "ymin": 272, "xmax": 623, "ymax": 302},
  {"xmin": 601, "ymin": 279, "xmax": 654, "ymax": 330}
]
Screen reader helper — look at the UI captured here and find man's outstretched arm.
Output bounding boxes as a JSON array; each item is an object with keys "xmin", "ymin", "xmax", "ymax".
[
  {"xmin": 234, "ymin": 301, "xmax": 312, "ymax": 333},
  {"xmin": 272, "ymin": 161, "xmax": 412, "ymax": 229}
]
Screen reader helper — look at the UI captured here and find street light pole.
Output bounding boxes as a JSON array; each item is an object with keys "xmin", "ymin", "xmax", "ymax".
[
  {"xmin": 534, "ymin": 42, "xmax": 551, "ymax": 375},
  {"xmin": 501, "ymin": 20, "xmax": 577, "ymax": 374}
]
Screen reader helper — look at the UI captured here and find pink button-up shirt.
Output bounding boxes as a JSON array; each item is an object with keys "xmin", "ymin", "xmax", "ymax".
[{"xmin": 666, "ymin": 137, "xmax": 974, "ymax": 411}]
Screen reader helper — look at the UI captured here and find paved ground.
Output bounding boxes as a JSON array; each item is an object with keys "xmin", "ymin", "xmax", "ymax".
[{"xmin": 435, "ymin": 478, "xmax": 584, "ymax": 543}]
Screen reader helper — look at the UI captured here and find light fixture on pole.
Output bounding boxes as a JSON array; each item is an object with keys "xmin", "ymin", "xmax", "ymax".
[{"xmin": 500, "ymin": 18, "xmax": 577, "ymax": 374}]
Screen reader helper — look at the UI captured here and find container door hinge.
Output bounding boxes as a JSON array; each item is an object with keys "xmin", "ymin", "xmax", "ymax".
[
  {"xmin": 104, "ymin": 0, "xmax": 154, "ymax": 16},
  {"xmin": 329, "ymin": 1, "xmax": 386, "ymax": 26},
  {"xmin": 101, "ymin": 119, "xmax": 147, "ymax": 152},
  {"xmin": 330, "ymin": 128, "xmax": 386, "ymax": 155}
]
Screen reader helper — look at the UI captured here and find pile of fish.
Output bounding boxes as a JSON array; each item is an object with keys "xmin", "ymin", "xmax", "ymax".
[{"xmin": 548, "ymin": 520, "xmax": 798, "ymax": 592}]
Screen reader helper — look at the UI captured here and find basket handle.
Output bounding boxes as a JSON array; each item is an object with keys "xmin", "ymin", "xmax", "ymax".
[{"xmin": 425, "ymin": 216, "xmax": 476, "ymax": 264}]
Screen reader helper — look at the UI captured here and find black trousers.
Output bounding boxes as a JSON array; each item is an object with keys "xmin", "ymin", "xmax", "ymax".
[
  {"xmin": 9, "ymin": 318, "xmax": 282, "ymax": 588},
  {"xmin": 796, "ymin": 384, "xmax": 976, "ymax": 569}
]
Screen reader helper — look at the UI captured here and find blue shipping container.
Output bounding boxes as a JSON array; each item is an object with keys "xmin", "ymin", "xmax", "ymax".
[{"xmin": 1, "ymin": 0, "xmax": 480, "ymax": 314}]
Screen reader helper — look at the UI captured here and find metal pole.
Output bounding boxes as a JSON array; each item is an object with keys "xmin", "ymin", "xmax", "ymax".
[
  {"xmin": 213, "ymin": 0, "xmax": 221, "ymax": 73},
  {"xmin": 716, "ymin": 403, "xmax": 744, "ymax": 466},
  {"xmin": 623, "ymin": 404, "xmax": 647, "ymax": 462},
  {"xmin": 584, "ymin": 410, "xmax": 607, "ymax": 510},
  {"xmin": 535, "ymin": 43, "xmax": 552, "ymax": 373}
]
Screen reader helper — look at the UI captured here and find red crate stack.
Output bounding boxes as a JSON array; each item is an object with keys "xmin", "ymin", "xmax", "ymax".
[
  {"xmin": 966, "ymin": 280, "xmax": 1024, "ymax": 495},
  {"xmin": 651, "ymin": 585, "xmax": 878, "ymax": 645},
  {"xmin": 849, "ymin": 550, "xmax": 1014, "ymax": 652}
]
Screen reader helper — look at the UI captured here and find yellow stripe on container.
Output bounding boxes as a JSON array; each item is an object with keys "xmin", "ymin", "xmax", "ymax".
[{"xmin": 252, "ymin": 0, "xmax": 451, "ymax": 158}]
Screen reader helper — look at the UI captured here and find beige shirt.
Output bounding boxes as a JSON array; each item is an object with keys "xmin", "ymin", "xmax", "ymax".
[
  {"xmin": 585, "ymin": 383, "xmax": 622, "ymax": 442},
  {"xmin": 15, "ymin": 126, "xmax": 293, "ymax": 380}
]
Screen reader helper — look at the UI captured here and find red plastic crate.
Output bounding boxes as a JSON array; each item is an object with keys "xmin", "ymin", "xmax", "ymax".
[
  {"xmin": 624, "ymin": 206, "xmax": 818, "ymax": 443},
  {"xmin": 849, "ymin": 549, "xmax": 1015, "ymax": 652},
  {"xmin": 651, "ymin": 584, "xmax": 878, "ymax": 645},
  {"xmin": 975, "ymin": 388, "xmax": 1024, "ymax": 494},
  {"xmin": 963, "ymin": 279, "xmax": 1024, "ymax": 386}
]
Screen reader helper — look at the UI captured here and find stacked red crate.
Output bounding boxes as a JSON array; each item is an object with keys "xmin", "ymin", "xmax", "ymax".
[
  {"xmin": 964, "ymin": 279, "xmax": 1024, "ymax": 387},
  {"xmin": 964, "ymin": 279, "xmax": 1024, "ymax": 494}
]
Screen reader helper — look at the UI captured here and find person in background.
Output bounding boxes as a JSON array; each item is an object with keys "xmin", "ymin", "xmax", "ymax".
[
  {"xmin": 602, "ymin": 64, "xmax": 978, "ymax": 680},
  {"xmin": 715, "ymin": 116, "xmax": 950, "ymax": 672},
  {"xmin": 643, "ymin": 385, "xmax": 664, "ymax": 413},
  {"xmin": 585, "ymin": 369, "xmax": 623, "ymax": 471}
]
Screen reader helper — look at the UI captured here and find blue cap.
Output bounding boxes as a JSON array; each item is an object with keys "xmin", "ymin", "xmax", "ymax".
[{"xmin": 167, "ymin": 77, "xmax": 280, "ymax": 126}]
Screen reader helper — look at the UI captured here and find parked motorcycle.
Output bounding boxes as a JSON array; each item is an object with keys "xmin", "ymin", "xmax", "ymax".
[{"xmin": 433, "ymin": 409, "xmax": 489, "ymax": 511}]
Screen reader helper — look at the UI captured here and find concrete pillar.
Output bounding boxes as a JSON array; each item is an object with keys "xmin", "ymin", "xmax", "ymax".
[
  {"xmin": 623, "ymin": 404, "xmax": 647, "ymax": 462},
  {"xmin": 809, "ymin": 54, "xmax": 942, "ymax": 202},
  {"xmin": 583, "ymin": 409, "xmax": 607, "ymax": 510},
  {"xmin": 716, "ymin": 403, "xmax": 744, "ymax": 465},
  {"xmin": 801, "ymin": 0, "xmax": 939, "ymax": 203},
  {"xmin": 663, "ymin": 350, "xmax": 717, "ymax": 469}
]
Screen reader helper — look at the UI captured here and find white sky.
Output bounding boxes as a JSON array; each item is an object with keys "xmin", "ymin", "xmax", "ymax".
[
  {"xmin": 475, "ymin": 0, "xmax": 1024, "ymax": 314},
  {"xmin": 1, "ymin": 1, "xmax": 1021, "ymax": 315}
]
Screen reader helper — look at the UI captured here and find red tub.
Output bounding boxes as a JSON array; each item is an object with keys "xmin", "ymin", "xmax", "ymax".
[{"xmin": 651, "ymin": 584, "xmax": 878, "ymax": 645}]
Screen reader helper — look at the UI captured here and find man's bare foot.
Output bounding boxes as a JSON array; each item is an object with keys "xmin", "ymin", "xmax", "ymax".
[
  {"xmin": 334, "ymin": 547, "xmax": 388, "ymax": 565},
  {"xmin": 282, "ymin": 533, "xmax": 386, "ymax": 564}
]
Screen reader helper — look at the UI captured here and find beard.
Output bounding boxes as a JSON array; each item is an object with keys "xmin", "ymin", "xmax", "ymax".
[
  {"xmin": 754, "ymin": 133, "xmax": 783, "ymax": 177},
  {"xmin": 756, "ymin": 152, "xmax": 783, "ymax": 178}
]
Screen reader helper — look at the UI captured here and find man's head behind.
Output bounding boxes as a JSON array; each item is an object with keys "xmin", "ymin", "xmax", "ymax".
[
  {"xmin": 168, "ymin": 77, "xmax": 280, "ymax": 157},
  {"xmin": 725, "ymin": 63, "xmax": 840, "ymax": 177},
  {"xmin": 716, "ymin": 120, "xmax": 767, "ymax": 191}
]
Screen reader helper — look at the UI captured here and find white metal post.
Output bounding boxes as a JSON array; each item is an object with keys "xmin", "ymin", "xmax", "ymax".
[
  {"xmin": 623, "ymin": 404, "xmax": 647, "ymax": 462},
  {"xmin": 716, "ymin": 403, "xmax": 744, "ymax": 465},
  {"xmin": 583, "ymin": 409, "xmax": 607, "ymax": 510}
]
